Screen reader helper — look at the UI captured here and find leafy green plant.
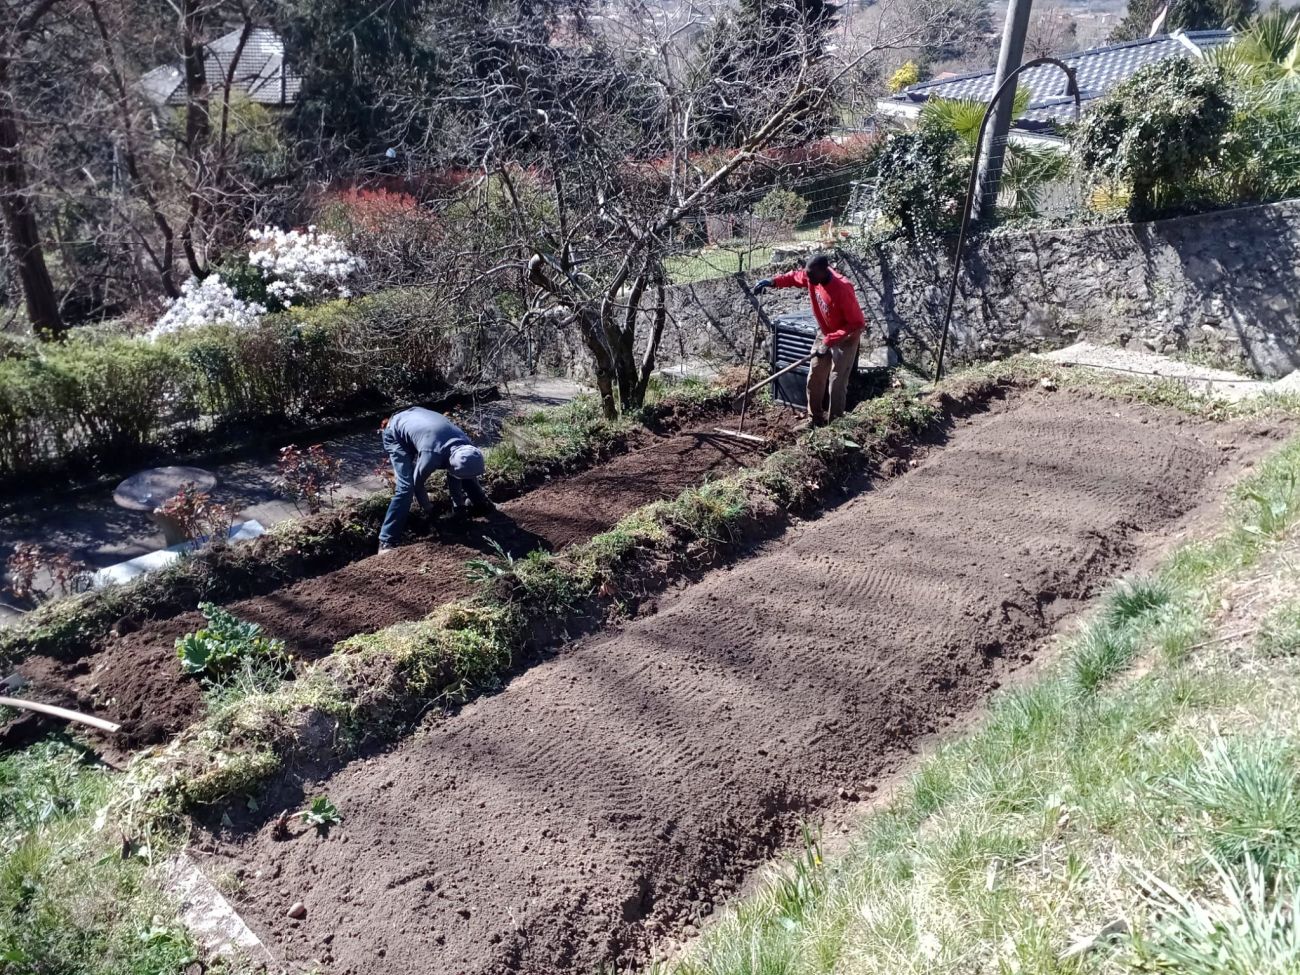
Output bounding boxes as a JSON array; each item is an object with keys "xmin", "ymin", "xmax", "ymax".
[
  {"xmin": 1073, "ymin": 59, "xmax": 1233, "ymax": 214},
  {"xmin": 753, "ymin": 188, "xmax": 809, "ymax": 230},
  {"xmin": 297, "ymin": 795, "xmax": 342, "ymax": 832},
  {"xmin": 1126, "ymin": 857, "xmax": 1300, "ymax": 974},
  {"xmin": 856, "ymin": 119, "xmax": 966, "ymax": 239},
  {"xmin": 1241, "ymin": 471, "xmax": 1298, "ymax": 537},
  {"xmin": 465, "ymin": 538, "xmax": 517, "ymax": 585},
  {"xmin": 175, "ymin": 602, "xmax": 289, "ymax": 681}
]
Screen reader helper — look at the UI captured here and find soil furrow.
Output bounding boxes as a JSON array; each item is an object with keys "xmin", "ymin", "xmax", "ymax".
[
  {"xmin": 13, "ymin": 418, "xmax": 785, "ymax": 752},
  {"xmin": 202, "ymin": 394, "xmax": 1263, "ymax": 974}
]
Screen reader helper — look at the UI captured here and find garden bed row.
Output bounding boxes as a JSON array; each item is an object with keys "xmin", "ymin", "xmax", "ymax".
[
  {"xmin": 136, "ymin": 375, "xmax": 967, "ymax": 810},
  {"xmin": 0, "ymin": 382, "xmax": 731, "ymax": 672}
]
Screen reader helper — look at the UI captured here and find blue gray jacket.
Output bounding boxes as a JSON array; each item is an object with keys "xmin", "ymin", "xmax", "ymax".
[{"xmin": 386, "ymin": 407, "xmax": 474, "ymax": 507}]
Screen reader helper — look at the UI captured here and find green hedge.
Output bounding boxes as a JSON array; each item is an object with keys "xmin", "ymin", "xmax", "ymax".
[{"xmin": 0, "ymin": 288, "xmax": 463, "ymax": 482}]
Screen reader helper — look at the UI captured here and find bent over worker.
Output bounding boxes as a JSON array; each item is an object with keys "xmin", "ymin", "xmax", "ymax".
[
  {"xmin": 754, "ymin": 253, "xmax": 866, "ymax": 428},
  {"xmin": 378, "ymin": 407, "xmax": 492, "ymax": 553}
]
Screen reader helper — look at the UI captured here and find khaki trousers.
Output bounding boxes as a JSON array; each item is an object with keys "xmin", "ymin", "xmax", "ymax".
[{"xmin": 806, "ymin": 331, "xmax": 861, "ymax": 422}]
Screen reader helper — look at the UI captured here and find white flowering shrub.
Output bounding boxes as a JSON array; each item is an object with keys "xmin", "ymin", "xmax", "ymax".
[
  {"xmin": 148, "ymin": 274, "xmax": 267, "ymax": 340},
  {"xmin": 247, "ymin": 225, "xmax": 362, "ymax": 308},
  {"xmin": 147, "ymin": 226, "xmax": 362, "ymax": 339}
]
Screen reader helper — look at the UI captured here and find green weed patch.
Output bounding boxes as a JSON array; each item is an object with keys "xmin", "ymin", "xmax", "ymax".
[{"xmin": 0, "ymin": 741, "xmax": 200, "ymax": 972}]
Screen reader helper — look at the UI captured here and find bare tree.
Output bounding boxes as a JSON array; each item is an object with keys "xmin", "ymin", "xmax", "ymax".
[
  {"xmin": 1024, "ymin": 4, "xmax": 1078, "ymax": 61},
  {"xmin": 1, "ymin": 0, "xmax": 66, "ymax": 335},
  {"xmin": 436, "ymin": 0, "xmax": 974, "ymax": 417}
]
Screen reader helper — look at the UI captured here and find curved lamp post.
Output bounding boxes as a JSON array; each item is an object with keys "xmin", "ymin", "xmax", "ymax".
[{"xmin": 933, "ymin": 57, "xmax": 1081, "ymax": 380}]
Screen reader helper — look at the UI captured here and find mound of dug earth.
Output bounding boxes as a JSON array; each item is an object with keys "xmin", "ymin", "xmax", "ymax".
[{"xmin": 205, "ymin": 393, "xmax": 1263, "ymax": 973}]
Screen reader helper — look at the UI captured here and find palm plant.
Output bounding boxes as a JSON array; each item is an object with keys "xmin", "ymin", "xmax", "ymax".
[
  {"xmin": 1206, "ymin": 12, "xmax": 1300, "ymax": 203},
  {"xmin": 1236, "ymin": 11, "xmax": 1300, "ymax": 85},
  {"xmin": 919, "ymin": 89, "xmax": 1069, "ymax": 218},
  {"xmin": 1207, "ymin": 12, "xmax": 1300, "ymax": 96}
]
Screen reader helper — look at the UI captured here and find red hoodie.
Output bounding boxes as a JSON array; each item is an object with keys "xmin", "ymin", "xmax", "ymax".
[{"xmin": 770, "ymin": 268, "xmax": 867, "ymax": 346}]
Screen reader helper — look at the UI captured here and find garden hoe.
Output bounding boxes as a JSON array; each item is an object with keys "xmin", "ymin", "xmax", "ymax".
[{"xmin": 713, "ymin": 289, "xmax": 815, "ymax": 445}]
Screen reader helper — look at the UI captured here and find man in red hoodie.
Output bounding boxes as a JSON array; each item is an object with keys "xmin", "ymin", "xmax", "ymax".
[{"xmin": 755, "ymin": 253, "xmax": 866, "ymax": 428}]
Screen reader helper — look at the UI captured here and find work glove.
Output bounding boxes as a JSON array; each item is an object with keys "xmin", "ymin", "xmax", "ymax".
[
  {"xmin": 812, "ymin": 338, "xmax": 831, "ymax": 358},
  {"xmin": 753, "ymin": 278, "xmax": 773, "ymax": 295}
]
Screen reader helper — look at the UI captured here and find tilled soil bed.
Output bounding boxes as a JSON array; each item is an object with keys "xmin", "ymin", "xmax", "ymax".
[
  {"xmin": 200, "ymin": 392, "xmax": 1276, "ymax": 974},
  {"xmin": 14, "ymin": 416, "xmax": 787, "ymax": 752}
]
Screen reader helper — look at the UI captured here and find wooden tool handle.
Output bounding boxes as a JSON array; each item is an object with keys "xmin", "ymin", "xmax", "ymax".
[
  {"xmin": 0, "ymin": 696, "xmax": 120, "ymax": 733},
  {"xmin": 734, "ymin": 351, "xmax": 816, "ymax": 401}
]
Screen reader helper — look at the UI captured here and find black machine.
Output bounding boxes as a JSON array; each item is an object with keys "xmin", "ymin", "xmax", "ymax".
[{"xmin": 768, "ymin": 312, "xmax": 863, "ymax": 408}]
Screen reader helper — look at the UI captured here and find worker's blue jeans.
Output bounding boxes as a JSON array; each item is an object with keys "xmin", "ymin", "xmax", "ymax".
[
  {"xmin": 379, "ymin": 431, "xmax": 417, "ymax": 547},
  {"xmin": 379, "ymin": 432, "xmax": 490, "ymax": 546}
]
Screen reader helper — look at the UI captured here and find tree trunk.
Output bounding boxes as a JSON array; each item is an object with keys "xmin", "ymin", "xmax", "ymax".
[
  {"xmin": 0, "ymin": 81, "xmax": 63, "ymax": 336},
  {"xmin": 633, "ymin": 274, "xmax": 669, "ymax": 406},
  {"xmin": 181, "ymin": 0, "xmax": 211, "ymax": 154},
  {"xmin": 578, "ymin": 308, "xmax": 619, "ymax": 419}
]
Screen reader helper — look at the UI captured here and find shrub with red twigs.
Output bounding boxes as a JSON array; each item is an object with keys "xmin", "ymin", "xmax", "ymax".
[{"xmin": 277, "ymin": 444, "xmax": 343, "ymax": 514}]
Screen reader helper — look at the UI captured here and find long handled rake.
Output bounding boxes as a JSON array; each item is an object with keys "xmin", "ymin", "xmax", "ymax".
[
  {"xmin": 713, "ymin": 309, "xmax": 768, "ymax": 444},
  {"xmin": 713, "ymin": 287, "xmax": 819, "ymax": 445}
]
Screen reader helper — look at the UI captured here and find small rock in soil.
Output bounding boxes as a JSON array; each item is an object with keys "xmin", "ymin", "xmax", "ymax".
[{"xmin": 286, "ymin": 901, "xmax": 307, "ymax": 919}]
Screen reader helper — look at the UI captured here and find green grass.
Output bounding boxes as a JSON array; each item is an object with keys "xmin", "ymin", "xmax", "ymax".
[
  {"xmin": 1163, "ymin": 736, "xmax": 1300, "ymax": 875},
  {"xmin": 0, "ymin": 740, "xmax": 200, "ymax": 973},
  {"xmin": 484, "ymin": 394, "xmax": 631, "ymax": 491},
  {"xmin": 663, "ymin": 228, "xmax": 829, "ymax": 284},
  {"xmin": 665, "ymin": 407, "xmax": 1300, "ymax": 975},
  {"xmin": 1257, "ymin": 601, "xmax": 1300, "ymax": 658},
  {"xmin": 1126, "ymin": 858, "xmax": 1300, "ymax": 974}
]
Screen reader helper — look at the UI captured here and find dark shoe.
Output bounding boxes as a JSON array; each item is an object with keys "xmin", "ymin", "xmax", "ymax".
[
  {"xmin": 377, "ymin": 542, "xmax": 397, "ymax": 556},
  {"xmin": 467, "ymin": 500, "xmax": 497, "ymax": 519},
  {"xmin": 793, "ymin": 416, "xmax": 827, "ymax": 433}
]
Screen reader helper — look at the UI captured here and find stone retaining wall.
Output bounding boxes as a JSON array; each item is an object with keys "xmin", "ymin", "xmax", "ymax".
[{"xmin": 656, "ymin": 198, "xmax": 1300, "ymax": 377}]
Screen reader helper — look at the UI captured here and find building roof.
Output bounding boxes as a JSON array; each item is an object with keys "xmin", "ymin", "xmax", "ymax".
[
  {"xmin": 138, "ymin": 27, "xmax": 301, "ymax": 108},
  {"xmin": 878, "ymin": 30, "xmax": 1233, "ymax": 135}
]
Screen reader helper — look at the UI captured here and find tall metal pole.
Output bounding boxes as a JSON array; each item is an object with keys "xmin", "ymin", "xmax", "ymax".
[
  {"xmin": 974, "ymin": 0, "xmax": 1035, "ymax": 222},
  {"xmin": 934, "ymin": 58, "xmax": 1079, "ymax": 381}
]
